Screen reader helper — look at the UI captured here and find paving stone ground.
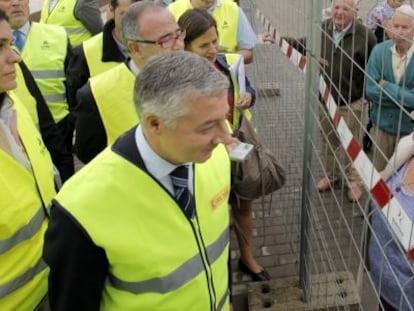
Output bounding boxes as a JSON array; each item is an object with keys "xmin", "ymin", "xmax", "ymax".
[
  {"xmin": 64, "ymin": 0, "xmax": 380, "ymax": 309},
  {"xmin": 232, "ymin": 1, "xmax": 379, "ymax": 310}
]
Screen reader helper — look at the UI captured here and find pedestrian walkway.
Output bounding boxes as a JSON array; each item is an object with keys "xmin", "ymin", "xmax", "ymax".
[{"xmin": 231, "ymin": 0, "xmax": 379, "ymax": 309}]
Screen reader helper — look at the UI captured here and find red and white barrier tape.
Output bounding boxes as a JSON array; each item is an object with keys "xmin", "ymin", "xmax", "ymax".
[{"xmin": 255, "ymin": 8, "xmax": 414, "ymax": 260}]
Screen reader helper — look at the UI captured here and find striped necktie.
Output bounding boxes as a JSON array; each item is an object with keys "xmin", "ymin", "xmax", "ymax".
[
  {"xmin": 13, "ymin": 30, "xmax": 24, "ymax": 51},
  {"xmin": 170, "ymin": 165, "xmax": 196, "ymax": 219}
]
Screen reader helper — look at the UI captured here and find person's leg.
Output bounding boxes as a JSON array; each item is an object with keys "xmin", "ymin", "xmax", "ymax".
[
  {"xmin": 232, "ymin": 199, "xmax": 258, "ymax": 269},
  {"xmin": 378, "ymin": 297, "xmax": 398, "ymax": 311},
  {"xmin": 231, "ymin": 195, "xmax": 269, "ymax": 281},
  {"xmin": 372, "ymin": 125, "xmax": 397, "ymax": 171},
  {"xmin": 342, "ymin": 99, "xmax": 367, "ymax": 201},
  {"xmin": 318, "ymin": 106, "xmax": 342, "ymax": 190}
]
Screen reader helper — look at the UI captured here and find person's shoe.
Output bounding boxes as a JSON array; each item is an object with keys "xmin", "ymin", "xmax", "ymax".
[
  {"xmin": 238, "ymin": 259, "xmax": 270, "ymax": 282},
  {"xmin": 317, "ymin": 177, "xmax": 334, "ymax": 192},
  {"xmin": 347, "ymin": 184, "xmax": 363, "ymax": 202}
]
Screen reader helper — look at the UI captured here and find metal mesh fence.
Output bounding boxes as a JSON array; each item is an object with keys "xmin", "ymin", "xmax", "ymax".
[{"xmin": 234, "ymin": 0, "xmax": 414, "ymax": 310}]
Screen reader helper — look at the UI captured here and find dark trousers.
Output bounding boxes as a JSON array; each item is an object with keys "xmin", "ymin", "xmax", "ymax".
[{"xmin": 379, "ymin": 297, "xmax": 397, "ymax": 311}]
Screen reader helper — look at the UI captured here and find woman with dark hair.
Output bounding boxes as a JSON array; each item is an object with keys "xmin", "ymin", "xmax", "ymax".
[
  {"xmin": 178, "ymin": 8, "xmax": 270, "ymax": 282},
  {"xmin": 0, "ymin": 9, "xmax": 55, "ymax": 309}
]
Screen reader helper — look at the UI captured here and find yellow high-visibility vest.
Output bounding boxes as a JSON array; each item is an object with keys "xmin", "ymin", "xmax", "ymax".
[
  {"xmin": 169, "ymin": 0, "xmax": 239, "ymax": 52},
  {"xmin": 56, "ymin": 134, "xmax": 230, "ymax": 310},
  {"xmin": 0, "ymin": 95, "xmax": 55, "ymax": 310},
  {"xmin": 90, "ymin": 63, "xmax": 139, "ymax": 144},
  {"xmin": 83, "ymin": 33, "xmax": 121, "ymax": 77},
  {"xmin": 40, "ymin": 0, "xmax": 92, "ymax": 46},
  {"xmin": 13, "ymin": 64, "xmax": 39, "ymax": 126},
  {"xmin": 22, "ymin": 22, "xmax": 69, "ymax": 123}
]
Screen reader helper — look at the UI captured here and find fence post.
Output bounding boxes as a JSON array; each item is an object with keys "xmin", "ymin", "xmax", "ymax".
[{"xmin": 299, "ymin": 0, "xmax": 322, "ymax": 304}]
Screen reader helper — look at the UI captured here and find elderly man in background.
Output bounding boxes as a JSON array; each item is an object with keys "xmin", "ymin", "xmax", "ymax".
[
  {"xmin": 285, "ymin": 0, "xmax": 376, "ymax": 201},
  {"xmin": 366, "ymin": 4, "xmax": 414, "ymax": 172}
]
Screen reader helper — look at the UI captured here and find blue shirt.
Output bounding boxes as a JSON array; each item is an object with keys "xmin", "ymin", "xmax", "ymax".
[{"xmin": 369, "ymin": 160, "xmax": 414, "ymax": 311}]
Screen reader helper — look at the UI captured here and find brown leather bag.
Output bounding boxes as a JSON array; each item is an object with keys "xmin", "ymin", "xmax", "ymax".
[{"xmin": 231, "ymin": 111, "xmax": 286, "ymax": 200}]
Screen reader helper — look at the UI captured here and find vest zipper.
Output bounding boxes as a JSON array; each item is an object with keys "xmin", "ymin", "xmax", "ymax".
[{"xmin": 190, "ymin": 218, "xmax": 217, "ymax": 311}]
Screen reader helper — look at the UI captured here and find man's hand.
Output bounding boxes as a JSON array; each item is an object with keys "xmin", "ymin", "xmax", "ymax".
[{"xmin": 262, "ymin": 32, "xmax": 275, "ymax": 44}]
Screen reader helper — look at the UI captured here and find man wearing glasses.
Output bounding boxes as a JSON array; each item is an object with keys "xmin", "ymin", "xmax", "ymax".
[{"xmin": 73, "ymin": 1, "xmax": 184, "ymax": 164}]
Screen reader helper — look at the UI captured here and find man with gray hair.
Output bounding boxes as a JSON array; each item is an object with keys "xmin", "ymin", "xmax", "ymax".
[
  {"xmin": 44, "ymin": 51, "xmax": 234, "ymax": 310},
  {"xmin": 74, "ymin": 1, "xmax": 184, "ymax": 163},
  {"xmin": 366, "ymin": 3, "xmax": 414, "ymax": 171},
  {"xmin": 285, "ymin": 0, "xmax": 376, "ymax": 201}
]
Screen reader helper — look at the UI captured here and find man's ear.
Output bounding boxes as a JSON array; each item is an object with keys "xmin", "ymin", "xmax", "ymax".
[
  {"xmin": 144, "ymin": 113, "xmax": 162, "ymax": 135},
  {"xmin": 127, "ymin": 41, "xmax": 142, "ymax": 59}
]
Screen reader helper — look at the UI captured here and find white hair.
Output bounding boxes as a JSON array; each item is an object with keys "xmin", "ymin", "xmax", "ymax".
[
  {"xmin": 331, "ymin": 0, "xmax": 357, "ymax": 9},
  {"xmin": 395, "ymin": 4, "xmax": 414, "ymax": 21}
]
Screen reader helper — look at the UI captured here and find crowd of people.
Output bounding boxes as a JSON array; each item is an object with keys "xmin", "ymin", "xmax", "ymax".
[{"xmin": 0, "ymin": 0, "xmax": 413, "ymax": 310}]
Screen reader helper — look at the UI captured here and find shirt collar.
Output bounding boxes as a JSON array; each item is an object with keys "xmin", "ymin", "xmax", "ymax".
[
  {"xmin": 333, "ymin": 21, "xmax": 352, "ymax": 35},
  {"xmin": 391, "ymin": 41, "xmax": 414, "ymax": 58},
  {"xmin": 16, "ymin": 21, "xmax": 30, "ymax": 38},
  {"xmin": 112, "ymin": 31, "xmax": 129, "ymax": 58},
  {"xmin": 207, "ymin": 0, "xmax": 221, "ymax": 14},
  {"xmin": 202, "ymin": 0, "xmax": 220, "ymax": 14},
  {"xmin": 128, "ymin": 59, "xmax": 140, "ymax": 76},
  {"xmin": 135, "ymin": 125, "xmax": 191, "ymax": 180}
]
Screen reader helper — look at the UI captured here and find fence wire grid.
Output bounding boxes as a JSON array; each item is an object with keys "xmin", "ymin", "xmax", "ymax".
[{"xmin": 232, "ymin": 0, "xmax": 414, "ymax": 310}]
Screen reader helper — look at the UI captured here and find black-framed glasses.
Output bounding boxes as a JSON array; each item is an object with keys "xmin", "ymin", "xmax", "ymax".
[{"xmin": 132, "ymin": 28, "xmax": 186, "ymax": 49}]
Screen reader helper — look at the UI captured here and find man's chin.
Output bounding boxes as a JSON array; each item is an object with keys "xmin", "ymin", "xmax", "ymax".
[{"xmin": 195, "ymin": 150, "xmax": 214, "ymax": 163}]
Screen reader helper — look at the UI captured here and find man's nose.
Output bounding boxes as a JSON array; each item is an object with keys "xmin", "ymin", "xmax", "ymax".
[
  {"xmin": 173, "ymin": 37, "xmax": 185, "ymax": 51},
  {"xmin": 214, "ymin": 120, "xmax": 233, "ymax": 145}
]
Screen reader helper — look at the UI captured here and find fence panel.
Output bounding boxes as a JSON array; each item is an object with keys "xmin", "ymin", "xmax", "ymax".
[{"xmin": 233, "ymin": 1, "xmax": 414, "ymax": 310}]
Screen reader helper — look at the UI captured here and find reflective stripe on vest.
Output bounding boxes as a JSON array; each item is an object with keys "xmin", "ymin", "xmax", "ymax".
[
  {"xmin": 90, "ymin": 63, "xmax": 139, "ymax": 144},
  {"xmin": 65, "ymin": 28, "xmax": 89, "ymax": 34},
  {"xmin": 83, "ymin": 33, "xmax": 120, "ymax": 77},
  {"xmin": 0, "ymin": 207, "xmax": 45, "ymax": 255},
  {"xmin": 40, "ymin": 0, "xmax": 92, "ymax": 46},
  {"xmin": 0, "ymin": 258, "xmax": 47, "ymax": 299},
  {"xmin": 107, "ymin": 226, "xmax": 229, "ymax": 294},
  {"xmin": 56, "ymin": 140, "xmax": 230, "ymax": 310},
  {"xmin": 22, "ymin": 23, "xmax": 69, "ymax": 123},
  {"xmin": 43, "ymin": 93, "xmax": 66, "ymax": 102},
  {"xmin": 31, "ymin": 69, "xmax": 65, "ymax": 79},
  {"xmin": 217, "ymin": 290, "xmax": 229, "ymax": 311},
  {"xmin": 169, "ymin": 0, "xmax": 238, "ymax": 52},
  {"xmin": 0, "ymin": 95, "xmax": 54, "ymax": 309}
]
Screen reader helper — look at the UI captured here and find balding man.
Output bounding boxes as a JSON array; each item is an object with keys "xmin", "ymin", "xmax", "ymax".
[
  {"xmin": 366, "ymin": 4, "xmax": 414, "ymax": 171},
  {"xmin": 73, "ymin": 1, "xmax": 184, "ymax": 163},
  {"xmin": 286, "ymin": 0, "xmax": 376, "ymax": 201},
  {"xmin": 66, "ymin": 0, "xmax": 141, "ymax": 110}
]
